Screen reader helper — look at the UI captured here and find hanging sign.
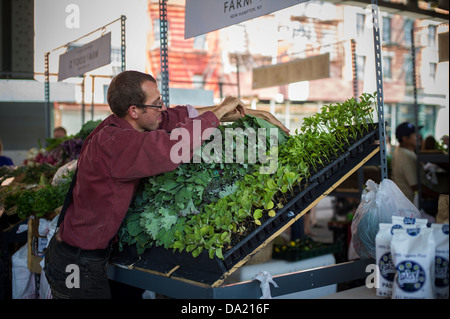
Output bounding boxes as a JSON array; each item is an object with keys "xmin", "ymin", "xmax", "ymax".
[
  {"xmin": 185, "ymin": 0, "xmax": 307, "ymax": 39},
  {"xmin": 252, "ymin": 53, "xmax": 330, "ymax": 89},
  {"xmin": 58, "ymin": 32, "xmax": 112, "ymax": 81}
]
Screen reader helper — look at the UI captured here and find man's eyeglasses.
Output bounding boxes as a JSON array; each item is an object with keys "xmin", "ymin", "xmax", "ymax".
[
  {"xmin": 134, "ymin": 103, "xmax": 164, "ymax": 109},
  {"xmin": 134, "ymin": 96, "xmax": 165, "ymax": 109}
]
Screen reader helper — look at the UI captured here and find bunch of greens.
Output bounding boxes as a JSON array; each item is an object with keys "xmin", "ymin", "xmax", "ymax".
[
  {"xmin": 279, "ymin": 92, "xmax": 377, "ymax": 175},
  {"xmin": 0, "ymin": 163, "xmax": 59, "ymax": 185},
  {"xmin": 118, "ymin": 115, "xmax": 288, "ymax": 255},
  {"xmin": 3, "ymin": 170, "xmax": 74, "ymax": 219},
  {"xmin": 119, "ymin": 93, "xmax": 378, "ymax": 259}
]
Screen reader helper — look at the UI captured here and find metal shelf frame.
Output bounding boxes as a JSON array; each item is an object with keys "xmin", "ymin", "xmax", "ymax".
[
  {"xmin": 43, "ymin": 16, "xmax": 126, "ymax": 138},
  {"xmin": 106, "ymin": 0, "xmax": 387, "ymax": 299},
  {"xmin": 107, "ymin": 258, "xmax": 374, "ymax": 299}
]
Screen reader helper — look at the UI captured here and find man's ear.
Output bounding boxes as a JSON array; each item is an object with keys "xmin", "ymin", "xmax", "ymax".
[{"xmin": 127, "ymin": 105, "xmax": 139, "ymax": 120}]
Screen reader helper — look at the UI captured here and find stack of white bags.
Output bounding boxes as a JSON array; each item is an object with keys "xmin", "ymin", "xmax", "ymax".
[{"xmin": 375, "ymin": 216, "xmax": 449, "ymax": 299}]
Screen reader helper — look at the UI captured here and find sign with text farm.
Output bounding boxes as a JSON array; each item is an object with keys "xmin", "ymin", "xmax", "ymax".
[{"xmin": 185, "ymin": 0, "xmax": 307, "ymax": 39}]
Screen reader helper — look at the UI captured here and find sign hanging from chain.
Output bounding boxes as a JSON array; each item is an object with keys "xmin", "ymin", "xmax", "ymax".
[
  {"xmin": 58, "ymin": 32, "xmax": 112, "ymax": 81},
  {"xmin": 185, "ymin": 0, "xmax": 307, "ymax": 39},
  {"xmin": 252, "ymin": 53, "xmax": 330, "ymax": 89}
]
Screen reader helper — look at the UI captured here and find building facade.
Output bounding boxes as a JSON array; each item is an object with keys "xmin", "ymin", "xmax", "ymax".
[{"xmin": 146, "ymin": 0, "xmax": 448, "ymax": 142}]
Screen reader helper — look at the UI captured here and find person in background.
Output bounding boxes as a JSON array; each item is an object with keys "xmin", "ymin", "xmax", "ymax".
[
  {"xmin": 441, "ymin": 135, "xmax": 449, "ymax": 150},
  {"xmin": 0, "ymin": 138, "xmax": 14, "ymax": 167},
  {"xmin": 53, "ymin": 126, "xmax": 67, "ymax": 138},
  {"xmin": 43, "ymin": 70, "xmax": 288, "ymax": 299},
  {"xmin": 391, "ymin": 122, "xmax": 439, "ymax": 204},
  {"xmin": 421, "ymin": 135, "xmax": 438, "ymax": 151}
]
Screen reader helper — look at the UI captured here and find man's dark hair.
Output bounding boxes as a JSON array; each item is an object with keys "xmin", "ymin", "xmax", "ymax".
[{"xmin": 107, "ymin": 70, "xmax": 157, "ymax": 117}]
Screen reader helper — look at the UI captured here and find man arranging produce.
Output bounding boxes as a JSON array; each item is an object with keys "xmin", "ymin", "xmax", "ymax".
[{"xmin": 43, "ymin": 70, "xmax": 287, "ymax": 299}]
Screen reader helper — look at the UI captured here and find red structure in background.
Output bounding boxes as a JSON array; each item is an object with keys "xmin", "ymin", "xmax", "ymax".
[{"xmin": 146, "ymin": 1, "xmax": 226, "ymax": 100}]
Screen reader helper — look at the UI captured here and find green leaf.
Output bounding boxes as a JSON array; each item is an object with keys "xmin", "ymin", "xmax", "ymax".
[
  {"xmin": 209, "ymin": 248, "xmax": 215, "ymax": 259},
  {"xmin": 253, "ymin": 209, "xmax": 263, "ymax": 220},
  {"xmin": 265, "ymin": 200, "xmax": 274, "ymax": 210},
  {"xmin": 220, "ymin": 232, "xmax": 229, "ymax": 242},
  {"xmin": 127, "ymin": 218, "xmax": 143, "ymax": 237},
  {"xmin": 266, "ymin": 179, "xmax": 277, "ymax": 190},
  {"xmin": 200, "ymin": 225, "xmax": 212, "ymax": 237},
  {"xmin": 192, "ymin": 246, "xmax": 204, "ymax": 258},
  {"xmin": 172, "ymin": 241, "xmax": 185, "ymax": 251},
  {"xmin": 215, "ymin": 248, "xmax": 224, "ymax": 260}
]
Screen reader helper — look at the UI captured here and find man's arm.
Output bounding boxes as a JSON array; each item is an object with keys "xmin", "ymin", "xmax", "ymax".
[
  {"xmin": 242, "ymin": 109, "xmax": 290, "ymax": 135},
  {"xmin": 195, "ymin": 97, "xmax": 290, "ymax": 135},
  {"xmin": 195, "ymin": 96, "xmax": 245, "ymax": 119}
]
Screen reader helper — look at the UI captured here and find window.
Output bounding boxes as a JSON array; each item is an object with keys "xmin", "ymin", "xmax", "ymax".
[
  {"xmin": 356, "ymin": 55, "xmax": 366, "ymax": 81},
  {"xmin": 382, "ymin": 16, "xmax": 391, "ymax": 44},
  {"xmin": 356, "ymin": 13, "xmax": 365, "ymax": 38},
  {"xmin": 193, "ymin": 35, "xmax": 207, "ymax": 50},
  {"xmin": 429, "ymin": 62, "xmax": 437, "ymax": 80},
  {"xmin": 404, "ymin": 19, "xmax": 414, "ymax": 46},
  {"xmin": 383, "ymin": 56, "xmax": 392, "ymax": 79},
  {"xmin": 153, "ymin": 19, "xmax": 160, "ymax": 44},
  {"xmin": 103, "ymin": 84, "xmax": 109, "ymax": 104},
  {"xmin": 111, "ymin": 48, "xmax": 121, "ymax": 64},
  {"xmin": 192, "ymin": 74, "xmax": 204, "ymax": 89},
  {"xmin": 428, "ymin": 25, "xmax": 436, "ymax": 47},
  {"xmin": 403, "ymin": 55, "xmax": 413, "ymax": 85}
]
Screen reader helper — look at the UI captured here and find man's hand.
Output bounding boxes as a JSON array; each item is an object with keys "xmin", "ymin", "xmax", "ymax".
[
  {"xmin": 246, "ymin": 109, "xmax": 290, "ymax": 135},
  {"xmin": 210, "ymin": 96, "xmax": 246, "ymax": 120},
  {"xmin": 195, "ymin": 97, "xmax": 289, "ymax": 135}
]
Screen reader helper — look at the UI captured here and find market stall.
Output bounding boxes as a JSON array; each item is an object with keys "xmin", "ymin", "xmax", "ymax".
[{"xmin": 1, "ymin": 0, "xmax": 448, "ymax": 300}]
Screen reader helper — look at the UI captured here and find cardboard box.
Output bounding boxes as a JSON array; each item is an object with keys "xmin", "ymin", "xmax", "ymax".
[{"xmin": 27, "ymin": 218, "xmax": 48, "ymax": 274}]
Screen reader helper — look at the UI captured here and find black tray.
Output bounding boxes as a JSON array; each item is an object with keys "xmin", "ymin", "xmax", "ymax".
[{"xmin": 110, "ymin": 127, "xmax": 380, "ymax": 286}]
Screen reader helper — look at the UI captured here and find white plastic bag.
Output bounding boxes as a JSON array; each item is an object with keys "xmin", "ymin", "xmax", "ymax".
[
  {"xmin": 38, "ymin": 215, "xmax": 59, "ymax": 299},
  {"xmin": 351, "ymin": 179, "xmax": 421, "ymax": 259},
  {"xmin": 391, "ymin": 227, "xmax": 435, "ymax": 299},
  {"xmin": 431, "ymin": 223, "xmax": 449, "ymax": 299},
  {"xmin": 253, "ymin": 271, "xmax": 279, "ymax": 299},
  {"xmin": 11, "ymin": 244, "xmax": 36, "ymax": 299}
]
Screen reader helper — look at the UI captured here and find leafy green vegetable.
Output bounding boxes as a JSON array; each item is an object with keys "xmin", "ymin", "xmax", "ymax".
[{"xmin": 118, "ymin": 93, "xmax": 378, "ymax": 259}]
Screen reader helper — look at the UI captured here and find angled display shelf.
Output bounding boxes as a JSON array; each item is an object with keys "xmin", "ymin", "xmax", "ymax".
[
  {"xmin": 108, "ymin": 127, "xmax": 381, "ymax": 294},
  {"xmin": 108, "ymin": 0, "xmax": 389, "ymax": 298}
]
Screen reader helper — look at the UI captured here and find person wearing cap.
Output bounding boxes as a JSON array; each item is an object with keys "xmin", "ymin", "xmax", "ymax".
[
  {"xmin": 43, "ymin": 70, "xmax": 288, "ymax": 299},
  {"xmin": 391, "ymin": 122, "xmax": 439, "ymax": 204}
]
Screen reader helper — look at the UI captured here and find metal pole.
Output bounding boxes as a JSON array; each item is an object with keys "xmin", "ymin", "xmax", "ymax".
[
  {"xmin": 411, "ymin": 27, "xmax": 422, "ymax": 208},
  {"xmin": 371, "ymin": 0, "xmax": 388, "ymax": 181},
  {"xmin": 44, "ymin": 52, "xmax": 51, "ymax": 139},
  {"xmin": 351, "ymin": 39, "xmax": 358, "ymax": 100},
  {"xmin": 159, "ymin": 0, "xmax": 170, "ymax": 106},
  {"xmin": 81, "ymin": 75, "xmax": 85, "ymax": 126},
  {"xmin": 121, "ymin": 15, "xmax": 126, "ymax": 72},
  {"xmin": 91, "ymin": 75, "xmax": 95, "ymax": 121},
  {"xmin": 236, "ymin": 59, "xmax": 241, "ymax": 98}
]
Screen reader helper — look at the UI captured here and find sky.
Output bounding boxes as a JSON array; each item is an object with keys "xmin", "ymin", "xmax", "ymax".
[{"xmin": 34, "ymin": 0, "xmax": 151, "ymax": 76}]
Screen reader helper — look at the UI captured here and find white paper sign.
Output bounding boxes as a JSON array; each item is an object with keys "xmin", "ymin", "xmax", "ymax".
[
  {"xmin": 58, "ymin": 32, "xmax": 112, "ymax": 81},
  {"xmin": 185, "ymin": 0, "xmax": 307, "ymax": 39}
]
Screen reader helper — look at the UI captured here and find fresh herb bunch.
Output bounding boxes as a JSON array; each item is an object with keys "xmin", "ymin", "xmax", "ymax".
[{"xmin": 3, "ymin": 169, "xmax": 74, "ymax": 219}]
